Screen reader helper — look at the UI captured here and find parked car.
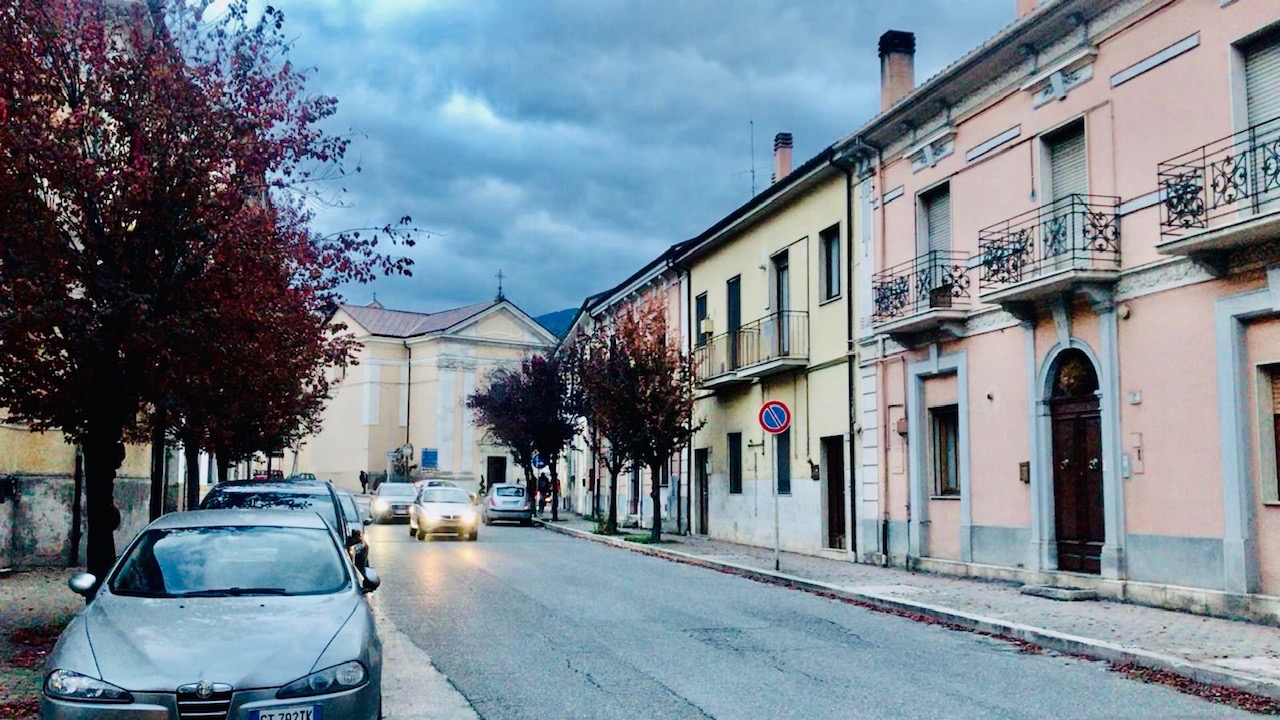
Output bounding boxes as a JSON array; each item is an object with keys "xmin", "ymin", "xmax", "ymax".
[
  {"xmin": 336, "ymin": 489, "xmax": 371, "ymax": 576},
  {"xmin": 369, "ymin": 483, "xmax": 417, "ymax": 523},
  {"xmin": 287, "ymin": 472, "xmax": 318, "ymax": 482},
  {"xmin": 199, "ymin": 480, "xmax": 362, "ymax": 570},
  {"xmin": 481, "ymin": 483, "xmax": 533, "ymax": 526},
  {"xmin": 409, "ymin": 486, "xmax": 478, "ymax": 541},
  {"xmin": 43, "ymin": 509, "xmax": 382, "ymax": 719}
]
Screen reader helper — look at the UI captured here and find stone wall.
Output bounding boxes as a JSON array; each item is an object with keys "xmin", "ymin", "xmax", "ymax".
[{"xmin": 0, "ymin": 474, "xmax": 174, "ymax": 570}]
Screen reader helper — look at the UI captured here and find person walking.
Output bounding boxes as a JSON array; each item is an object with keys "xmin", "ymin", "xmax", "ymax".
[
  {"xmin": 359, "ymin": 470, "xmax": 369, "ymax": 495},
  {"xmin": 537, "ymin": 473, "xmax": 550, "ymax": 515}
]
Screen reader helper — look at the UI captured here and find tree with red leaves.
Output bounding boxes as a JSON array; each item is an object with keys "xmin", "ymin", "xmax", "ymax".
[
  {"xmin": 0, "ymin": 0, "xmax": 415, "ymax": 580},
  {"xmin": 570, "ymin": 320, "xmax": 638, "ymax": 536},
  {"xmin": 467, "ymin": 364, "xmax": 539, "ymax": 493}
]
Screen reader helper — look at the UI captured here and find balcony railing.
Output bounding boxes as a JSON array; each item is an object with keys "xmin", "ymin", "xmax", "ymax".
[
  {"xmin": 872, "ymin": 250, "xmax": 971, "ymax": 323},
  {"xmin": 1159, "ymin": 115, "xmax": 1280, "ymax": 238},
  {"xmin": 694, "ymin": 310, "xmax": 808, "ymax": 385},
  {"xmin": 978, "ymin": 194, "xmax": 1121, "ymax": 293}
]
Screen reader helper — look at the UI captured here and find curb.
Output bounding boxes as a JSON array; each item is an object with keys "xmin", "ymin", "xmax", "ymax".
[{"xmin": 536, "ymin": 519, "xmax": 1280, "ymax": 701}]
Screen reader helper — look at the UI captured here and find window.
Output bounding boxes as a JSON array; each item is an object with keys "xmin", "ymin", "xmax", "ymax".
[
  {"xmin": 820, "ymin": 226, "xmax": 841, "ymax": 301},
  {"xmin": 695, "ymin": 293, "xmax": 709, "ymax": 346},
  {"xmin": 776, "ymin": 429, "xmax": 791, "ymax": 495},
  {"xmin": 918, "ymin": 184, "xmax": 951, "ymax": 258},
  {"xmin": 1262, "ymin": 366, "xmax": 1280, "ymax": 504},
  {"xmin": 1246, "ymin": 31, "xmax": 1280, "ymax": 129},
  {"xmin": 930, "ymin": 406, "xmax": 960, "ymax": 497},
  {"xmin": 1046, "ymin": 122, "xmax": 1087, "ymax": 202},
  {"xmin": 728, "ymin": 433, "xmax": 743, "ymax": 494}
]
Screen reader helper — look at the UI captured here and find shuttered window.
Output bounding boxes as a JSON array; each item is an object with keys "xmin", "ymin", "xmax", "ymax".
[
  {"xmin": 728, "ymin": 433, "xmax": 743, "ymax": 495},
  {"xmin": 1247, "ymin": 33, "xmax": 1280, "ymax": 128},
  {"xmin": 1267, "ymin": 367, "xmax": 1280, "ymax": 504},
  {"xmin": 921, "ymin": 184, "xmax": 951, "ymax": 256},
  {"xmin": 1048, "ymin": 123, "xmax": 1088, "ymax": 201}
]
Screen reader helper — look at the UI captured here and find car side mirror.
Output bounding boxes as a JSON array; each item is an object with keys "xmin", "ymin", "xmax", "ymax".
[
  {"xmin": 362, "ymin": 513, "xmax": 374, "ymax": 524},
  {"xmin": 361, "ymin": 568, "xmax": 381, "ymax": 593},
  {"xmin": 469, "ymin": 492, "xmax": 478, "ymax": 504},
  {"xmin": 68, "ymin": 573, "xmax": 97, "ymax": 597}
]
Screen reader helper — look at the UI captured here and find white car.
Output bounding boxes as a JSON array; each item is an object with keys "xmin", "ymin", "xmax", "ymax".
[{"xmin": 409, "ymin": 487, "xmax": 479, "ymax": 541}]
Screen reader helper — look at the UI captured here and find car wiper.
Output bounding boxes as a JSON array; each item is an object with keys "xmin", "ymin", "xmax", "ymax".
[{"xmin": 178, "ymin": 587, "xmax": 290, "ymax": 597}]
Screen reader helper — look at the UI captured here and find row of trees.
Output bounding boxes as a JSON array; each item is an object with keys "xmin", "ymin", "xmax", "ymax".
[
  {"xmin": 467, "ymin": 299, "xmax": 701, "ymax": 542},
  {"xmin": 0, "ymin": 0, "xmax": 414, "ymax": 579}
]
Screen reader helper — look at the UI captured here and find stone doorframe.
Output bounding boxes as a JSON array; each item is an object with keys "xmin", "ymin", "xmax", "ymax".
[
  {"xmin": 1214, "ymin": 268, "xmax": 1280, "ymax": 594},
  {"xmin": 1027, "ymin": 295, "xmax": 1127, "ymax": 579},
  {"xmin": 906, "ymin": 345, "xmax": 971, "ymax": 561}
]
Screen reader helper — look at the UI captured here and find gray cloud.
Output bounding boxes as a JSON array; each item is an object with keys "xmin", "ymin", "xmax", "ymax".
[{"xmin": 269, "ymin": 0, "xmax": 1015, "ymax": 316}]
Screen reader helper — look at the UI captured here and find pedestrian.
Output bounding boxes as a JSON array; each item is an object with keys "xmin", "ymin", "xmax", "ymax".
[
  {"xmin": 537, "ymin": 472, "xmax": 550, "ymax": 515},
  {"xmin": 478, "ymin": 474, "xmax": 486, "ymax": 497},
  {"xmin": 359, "ymin": 470, "xmax": 369, "ymax": 495}
]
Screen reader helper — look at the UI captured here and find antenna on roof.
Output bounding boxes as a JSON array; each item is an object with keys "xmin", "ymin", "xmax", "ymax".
[{"xmin": 495, "ymin": 269, "xmax": 506, "ymax": 302}]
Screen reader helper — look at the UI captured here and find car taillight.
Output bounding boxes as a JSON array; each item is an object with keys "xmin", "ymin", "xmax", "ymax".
[{"xmin": 487, "ymin": 497, "xmax": 496, "ymax": 507}]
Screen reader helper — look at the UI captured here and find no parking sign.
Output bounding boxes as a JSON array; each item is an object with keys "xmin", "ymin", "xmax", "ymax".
[{"xmin": 758, "ymin": 400, "xmax": 791, "ymax": 435}]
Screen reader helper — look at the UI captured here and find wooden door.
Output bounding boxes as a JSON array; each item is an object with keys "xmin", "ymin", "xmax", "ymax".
[
  {"xmin": 695, "ymin": 449, "xmax": 709, "ymax": 535},
  {"xmin": 1052, "ymin": 398, "xmax": 1104, "ymax": 574},
  {"xmin": 727, "ymin": 276, "xmax": 742, "ymax": 369},
  {"xmin": 486, "ymin": 456, "xmax": 507, "ymax": 486},
  {"xmin": 823, "ymin": 437, "xmax": 846, "ymax": 550}
]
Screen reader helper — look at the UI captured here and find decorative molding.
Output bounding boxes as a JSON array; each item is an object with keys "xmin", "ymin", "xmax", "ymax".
[
  {"xmin": 1022, "ymin": 47, "xmax": 1097, "ymax": 108},
  {"xmin": 882, "ymin": 186, "xmax": 905, "ymax": 205},
  {"xmin": 965, "ymin": 125, "xmax": 1021, "ymax": 163},
  {"xmin": 1110, "ymin": 33, "xmax": 1199, "ymax": 88},
  {"xmin": 904, "ymin": 128, "xmax": 957, "ymax": 172},
  {"xmin": 1114, "ymin": 257, "xmax": 1212, "ymax": 301}
]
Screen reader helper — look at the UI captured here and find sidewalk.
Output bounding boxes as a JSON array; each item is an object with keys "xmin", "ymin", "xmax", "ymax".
[{"xmin": 538, "ymin": 514, "xmax": 1280, "ymax": 704}]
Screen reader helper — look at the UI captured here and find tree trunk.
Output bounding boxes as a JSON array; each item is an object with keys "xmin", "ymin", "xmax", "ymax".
[
  {"xmin": 650, "ymin": 461, "xmax": 662, "ymax": 543},
  {"xmin": 606, "ymin": 467, "xmax": 619, "ymax": 535},
  {"xmin": 148, "ymin": 415, "xmax": 167, "ymax": 521},
  {"xmin": 184, "ymin": 439, "xmax": 200, "ymax": 511},
  {"xmin": 83, "ymin": 425, "xmax": 126, "ymax": 583},
  {"xmin": 215, "ymin": 450, "xmax": 230, "ymax": 484},
  {"xmin": 589, "ymin": 467, "xmax": 598, "ymax": 519},
  {"xmin": 549, "ymin": 459, "xmax": 560, "ymax": 522},
  {"xmin": 69, "ymin": 446, "xmax": 84, "ymax": 568}
]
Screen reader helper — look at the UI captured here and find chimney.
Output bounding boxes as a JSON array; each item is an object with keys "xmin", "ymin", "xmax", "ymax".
[
  {"xmin": 1016, "ymin": 0, "xmax": 1037, "ymax": 18},
  {"xmin": 773, "ymin": 132, "xmax": 793, "ymax": 183},
  {"xmin": 879, "ymin": 30, "xmax": 916, "ymax": 112}
]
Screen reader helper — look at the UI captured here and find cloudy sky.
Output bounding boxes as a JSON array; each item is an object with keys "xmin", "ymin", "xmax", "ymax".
[{"xmin": 265, "ymin": 0, "xmax": 1016, "ymax": 317}]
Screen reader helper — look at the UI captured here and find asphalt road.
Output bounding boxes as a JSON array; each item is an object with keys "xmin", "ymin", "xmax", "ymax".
[{"xmin": 366, "ymin": 522, "xmax": 1253, "ymax": 720}]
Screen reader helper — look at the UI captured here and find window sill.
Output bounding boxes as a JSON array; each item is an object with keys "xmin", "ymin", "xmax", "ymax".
[
  {"xmin": 930, "ymin": 494, "xmax": 962, "ymax": 501},
  {"xmin": 818, "ymin": 294, "xmax": 843, "ymax": 307}
]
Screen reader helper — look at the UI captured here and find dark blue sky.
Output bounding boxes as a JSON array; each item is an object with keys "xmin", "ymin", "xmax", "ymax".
[{"xmin": 246, "ymin": 0, "xmax": 1018, "ymax": 316}]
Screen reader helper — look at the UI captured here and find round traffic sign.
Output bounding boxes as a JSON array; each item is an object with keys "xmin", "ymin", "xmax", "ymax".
[{"xmin": 758, "ymin": 400, "xmax": 791, "ymax": 435}]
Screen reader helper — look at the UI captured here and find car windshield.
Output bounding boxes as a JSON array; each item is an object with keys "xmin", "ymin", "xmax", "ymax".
[
  {"xmin": 379, "ymin": 484, "xmax": 416, "ymax": 497},
  {"xmin": 201, "ymin": 490, "xmax": 339, "ymax": 532},
  {"xmin": 422, "ymin": 488, "xmax": 470, "ymax": 504},
  {"xmin": 110, "ymin": 526, "xmax": 348, "ymax": 597},
  {"xmin": 495, "ymin": 486, "xmax": 525, "ymax": 497}
]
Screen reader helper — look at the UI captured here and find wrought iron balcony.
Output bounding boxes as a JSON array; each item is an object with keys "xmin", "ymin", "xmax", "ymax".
[
  {"xmin": 872, "ymin": 251, "xmax": 971, "ymax": 337},
  {"xmin": 693, "ymin": 310, "xmax": 809, "ymax": 388},
  {"xmin": 978, "ymin": 194, "xmax": 1121, "ymax": 305},
  {"xmin": 1157, "ymin": 115, "xmax": 1280, "ymax": 263}
]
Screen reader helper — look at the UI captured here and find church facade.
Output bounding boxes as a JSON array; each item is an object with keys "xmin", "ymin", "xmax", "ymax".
[{"xmin": 296, "ymin": 298, "xmax": 558, "ymax": 493}]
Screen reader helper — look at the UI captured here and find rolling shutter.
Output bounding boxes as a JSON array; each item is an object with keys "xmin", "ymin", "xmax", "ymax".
[
  {"xmin": 1049, "ymin": 125, "xmax": 1088, "ymax": 201},
  {"xmin": 1247, "ymin": 34, "xmax": 1280, "ymax": 128},
  {"xmin": 924, "ymin": 186, "xmax": 951, "ymax": 255}
]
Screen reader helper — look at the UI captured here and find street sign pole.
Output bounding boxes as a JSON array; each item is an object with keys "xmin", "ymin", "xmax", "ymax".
[
  {"xmin": 758, "ymin": 399, "xmax": 791, "ymax": 573},
  {"xmin": 772, "ymin": 432, "xmax": 780, "ymax": 572}
]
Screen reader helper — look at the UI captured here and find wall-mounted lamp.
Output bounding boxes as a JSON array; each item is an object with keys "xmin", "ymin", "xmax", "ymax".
[{"xmin": 1118, "ymin": 304, "xmax": 1132, "ymax": 320}]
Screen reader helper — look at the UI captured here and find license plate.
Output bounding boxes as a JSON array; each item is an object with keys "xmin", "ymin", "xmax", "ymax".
[{"xmin": 252, "ymin": 706, "xmax": 320, "ymax": 720}]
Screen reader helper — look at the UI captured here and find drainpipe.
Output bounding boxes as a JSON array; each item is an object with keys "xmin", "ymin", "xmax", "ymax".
[
  {"xmin": 403, "ymin": 341, "xmax": 412, "ymax": 448},
  {"xmin": 676, "ymin": 254, "xmax": 694, "ymax": 535}
]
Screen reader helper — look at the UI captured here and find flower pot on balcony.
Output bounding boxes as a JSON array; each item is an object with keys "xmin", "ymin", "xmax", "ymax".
[{"xmin": 929, "ymin": 285, "xmax": 954, "ymax": 309}]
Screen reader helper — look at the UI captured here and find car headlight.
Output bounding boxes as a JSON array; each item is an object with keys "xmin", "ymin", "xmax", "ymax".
[
  {"xmin": 277, "ymin": 661, "xmax": 367, "ymax": 699},
  {"xmin": 45, "ymin": 669, "xmax": 134, "ymax": 703},
  {"xmin": 462, "ymin": 509, "xmax": 477, "ymax": 523},
  {"xmin": 372, "ymin": 499, "xmax": 389, "ymax": 512}
]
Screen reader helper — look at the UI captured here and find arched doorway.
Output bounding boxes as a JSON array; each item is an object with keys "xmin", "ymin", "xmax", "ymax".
[{"xmin": 1049, "ymin": 349, "xmax": 1105, "ymax": 574}]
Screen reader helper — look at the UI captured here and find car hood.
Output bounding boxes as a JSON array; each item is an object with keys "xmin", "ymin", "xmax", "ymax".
[
  {"xmin": 420, "ymin": 502, "xmax": 474, "ymax": 513},
  {"xmin": 85, "ymin": 592, "xmax": 359, "ymax": 691}
]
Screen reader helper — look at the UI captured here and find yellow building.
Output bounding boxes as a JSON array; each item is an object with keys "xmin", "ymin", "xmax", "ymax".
[
  {"xmin": 680, "ymin": 133, "xmax": 873, "ymax": 556},
  {"xmin": 295, "ymin": 298, "xmax": 558, "ymax": 493}
]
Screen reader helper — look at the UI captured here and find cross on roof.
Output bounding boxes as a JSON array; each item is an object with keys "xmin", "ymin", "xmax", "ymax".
[{"xmin": 495, "ymin": 269, "xmax": 506, "ymax": 302}]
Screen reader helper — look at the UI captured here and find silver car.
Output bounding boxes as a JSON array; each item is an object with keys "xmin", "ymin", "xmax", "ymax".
[
  {"xmin": 409, "ymin": 486, "xmax": 479, "ymax": 540},
  {"xmin": 42, "ymin": 510, "xmax": 383, "ymax": 720},
  {"xmin": 481, "ymin": 483, "xmax": 533, "ymax": 525}
]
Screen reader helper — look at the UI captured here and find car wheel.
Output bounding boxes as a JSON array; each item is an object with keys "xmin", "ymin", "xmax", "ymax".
[
  {"xmin": 469, "ymin": 529, "xmax": 478, "ymax": 541},
  {"xmin": 417, "ymin": 528, "xmax": 427, "ymax": 541},
  {"xmin": 408, "ymin": 523, "xmax": 416, "ymax": 538},
  {"xmin": 483, "ymin": 514, "xmax": 491, "ymax": 526}
]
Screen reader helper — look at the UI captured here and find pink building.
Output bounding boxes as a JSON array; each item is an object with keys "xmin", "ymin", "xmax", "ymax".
[{"xmin": 847, "ymin": 0, "xmax": 1280, "ymax": 620}]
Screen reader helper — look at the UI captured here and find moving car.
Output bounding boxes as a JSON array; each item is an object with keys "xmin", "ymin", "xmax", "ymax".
[
  {"xmin": 481, "ymin": 483, "xmax": 533, "ymax": 526},
  {"xmin": 370, "ymin": 483, "xmax": 416, "ymax": 523},
  {"xmin": 409, "ymin": 486, "xmax": 479, "ymax": 541},
  {"xmin": 199, "ymin": 480, "xmax": 362, "ymax": 570},
  {"xmin": 42, "ymin": 510, "xmax": 383, "ymax": 719}
]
